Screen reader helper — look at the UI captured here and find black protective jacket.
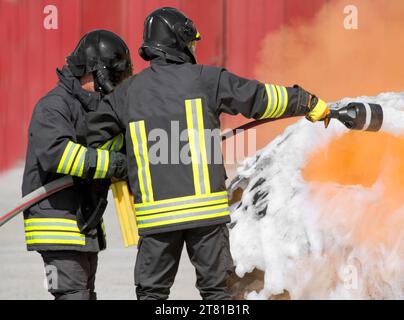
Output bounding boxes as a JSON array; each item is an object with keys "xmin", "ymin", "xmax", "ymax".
[
  {"xmin": 86, "ymin": 57, "xmax": 310, "ymax": 236},
  {"xmin": 22, "ymin": 66, "xmax": 123, "ymax": 252}
]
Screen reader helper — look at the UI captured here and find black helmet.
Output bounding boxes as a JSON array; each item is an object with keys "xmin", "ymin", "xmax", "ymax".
[
  {"xmin": 139, "ymin": 7, "xmax": 201, "ymax": 64},
  {"xmin": 67, "ymin": 29, "xmax": 133, "ymax": 94}
]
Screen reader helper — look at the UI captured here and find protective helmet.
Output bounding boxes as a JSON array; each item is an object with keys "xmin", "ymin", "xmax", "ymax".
[
  {"xmin": 67, "ymin": 29, "xmax": 133, "ymax": 94},
  {"xmin": 139, "ymin": 7, "xmax": 201, "ymax": 64}
]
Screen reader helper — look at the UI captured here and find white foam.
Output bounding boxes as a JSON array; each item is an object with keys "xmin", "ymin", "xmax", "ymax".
[{"xmin": 230, "ymin": 92, "xmax": 404, "ymax": 299}]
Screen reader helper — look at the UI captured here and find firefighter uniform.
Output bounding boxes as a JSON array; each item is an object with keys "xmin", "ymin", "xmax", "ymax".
[
  {"xmin": 86, "ymin": 56, "xmax": 321, "ymax": 299},
  {"xmin": 22, "ymin": 65, "xmax": 124, "ymax": 299}
]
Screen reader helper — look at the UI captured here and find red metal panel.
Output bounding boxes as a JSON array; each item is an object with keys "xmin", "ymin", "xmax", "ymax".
[
  {"xmin": 0, "ymin": 0, "xmax": 328, "ymax": 172},
  {"xmin": 81, "ymin": 0, "xmax": 126, "ymax": 34},
  {"xmin": 0, "ymin": 0, "xmax": 28, "ymax": 170},
  {"xmin": 225, "ymin": 0, "xmax": 326, "ymax": 79},
  {"xmin": 222, "ymin": 0, "xmax": 327, "ymax": 129},
  {"xmin": 181, "ymin": 0, "xmax": 225, "ymax": 66}
]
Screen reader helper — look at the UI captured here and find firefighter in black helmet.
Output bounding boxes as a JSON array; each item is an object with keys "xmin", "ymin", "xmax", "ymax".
[
  {"xmin": 86, "ymin": 8, "xmax": 330, "ymax": 300},
  {"xmin": 22, "ymin": 29, "xmax": 132, "ymax": 300}
]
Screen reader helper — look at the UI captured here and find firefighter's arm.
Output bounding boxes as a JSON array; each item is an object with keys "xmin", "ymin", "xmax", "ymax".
[
  {"xmin": 31, "ymin": 98, "xmax": 126, "ymax": 179},
  {"xmin": 217, "ymin": 70, "xmax": 329, "ymax": 121},
  {"xmin": 86, "ymin": 76, "xmax": 133, "ymax": 148}
]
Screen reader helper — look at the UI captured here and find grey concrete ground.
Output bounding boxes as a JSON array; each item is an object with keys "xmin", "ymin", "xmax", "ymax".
[{"xmin": 0, "ymin": 165, "xmax": 200, "ymax": 300}]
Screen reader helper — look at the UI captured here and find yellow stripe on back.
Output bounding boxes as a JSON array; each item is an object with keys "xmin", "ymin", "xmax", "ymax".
[{"xmin": 185, "ymin": 100, "xmax": 202, "ymax": 195}]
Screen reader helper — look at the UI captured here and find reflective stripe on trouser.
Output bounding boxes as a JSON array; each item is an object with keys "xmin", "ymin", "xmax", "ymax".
[
  {"xmin": 129, "ymin": 121, "xmax": 154, "ymax": 203},
  {"xmin": 185, "ymin": 98, "xmax": 211, "ymax": 195},
  {"xmin": 134, "ymin": 191, "xmax": 230, "ymax": 231},
  {"xmin": 24, "ymin": 218, "xmax": 86, "ymax": 246},
  {"xmin": 260, "ymin": 84, "xmax": 289, "ymax": 119}
]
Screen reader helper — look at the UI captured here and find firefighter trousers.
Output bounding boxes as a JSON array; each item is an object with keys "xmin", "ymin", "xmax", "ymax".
[
  {"xmin": 135, "ymin": 224, "xmax": 234, "ymax": 300},
  {"xmin": 40, "ymin": 251, "xmax": 98, "ymax": 300}
]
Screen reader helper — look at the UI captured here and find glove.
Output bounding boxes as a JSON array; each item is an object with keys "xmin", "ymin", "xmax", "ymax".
[
  {"xmin": 85, "ymin": 149, "xmax": 127, "ymax": 180},
  {"xmin": 108, "ymin": 152, "xmax": 128, "ymax": 180},
  {"xmin": 306, "ymin": 96, "xmax": 330, "ymax": 122}
]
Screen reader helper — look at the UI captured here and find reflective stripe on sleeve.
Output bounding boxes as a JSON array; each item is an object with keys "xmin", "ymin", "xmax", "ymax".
[
  {"xmin": 101, "ymin": 133, "xmax": 124, "ymax": 151},
  {"xmin": 56, "ymin": 141, "xmax": 80, "ymax": 174},
  {"xmin": 260, "ymin": 84, "xmax": 289, "ymax": 119},
  {"xmin": 93, "ymin": 149, "xmax": 110, "ymax": 179},
  {"xmin": 70, "ymin": 146, "xmax": 87, "ymax": 177}
]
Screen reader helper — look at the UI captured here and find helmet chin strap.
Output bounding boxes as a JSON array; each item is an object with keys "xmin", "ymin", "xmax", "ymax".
[{"xmin": 93, "ymin": 67, "xmax": 115, "ymax": 95}]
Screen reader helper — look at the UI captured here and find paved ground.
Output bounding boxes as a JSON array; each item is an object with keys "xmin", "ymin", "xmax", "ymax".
[{"xmin": 0, "ymin": 165, "xmax": 200, "ymax": 300}]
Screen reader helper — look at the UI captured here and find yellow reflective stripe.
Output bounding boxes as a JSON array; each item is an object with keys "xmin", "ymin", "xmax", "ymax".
[
  {"xmin": 195, "ymin": 99, "xmax": 211, "ymax": 194},
  {"xmin": 275, "ymin": 86, "xmax": 288, "ymax": 118},
  {"xmin": 26, "ymin": 239, "xmax": 85, "ymax": 245},
  {"xmin": 70, "ymin": 146, "xmax": 87, "ymax": 177},
  {"xmin": 64, "ymin": 143, "xmax": 80, "ymax": 174},
  {"xmin": 78, "ymin": 152, "xmax": 86, "ymax": 177},
  {"xmin": 138, "ymin": 211, "xmax": 230, "ymax": 229},
  {"xmin": 111, "ymin": 134, "xmax": 124, "ymax": 151},
  {"xmin": 58, "ymin": 142, "xmax": 81, "ymax": 174},
  {"xmin": 101, "ymin": 134, "xmax": 124, "ymax": 151},
  {"xmin": 101, "ymin": 150, "xmax": 109, "ymax": 178},
  {"xmin": 24, "ymin": 218, "xmax": 80, "ymax": 232},
  {"xmin": 57, "ymin": 141, "xmax": 80, "ymax": 174},
  {"xmin": 185, "ymin": 100, "xmax": 202, "ymax": 194},
  {"xmin": 101, "ymin": 222, "xmax": 106, "ymax": 240},
  {"xmin": 57, "ymin": 141, "xmax": 73, "ymax": 173},
  {"xmin": 25, "ymin": 225, "xmax": 79, "ymax": 232},
  {"xmin": 101, "ymin": 139, "xmax": 113, "ymax": 150},
  {"xmin": 24, "ymin": 218, "xmax": 77, "ymax": 225},
  {"xmin": 139, "ymin": 121, "xmax": 154, "ymax": 202},
  {"xmin": 93, "ymin": 149, "xmax": 109, "ymax": 179},
  {"xmin": 136, "ymin": 198, "xmax": 228, "ymax": 216},
  {"xmin": 268, "ymin": 85, "xmax": 281, "ymax": 118},
  {"xmin": 94, "ymin": 149, "xmax": 102, "ymax": 178},
  {"xmin": 25, "ymin": 231, "xmax": 85, "ymax": 245},
  {"xmin": 134, "ymin": 191, "xmax": 228, "ymax": 208},
  {"xmin": 260, "ymin": 84, "xmax": 273, "ymax": 119},
  {"xmin": 129, "ymin": 121, "xmax": 154, "ymax": 203},
  {"xmin": 137, "ymin": 203, "xmax": 229, "ymax": 221}
]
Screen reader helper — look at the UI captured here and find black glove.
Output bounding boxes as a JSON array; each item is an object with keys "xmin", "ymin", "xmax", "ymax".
[
  {"xmin": 84, "ymin": 149, "xmax": 127, "ymax": 180},
  {"xmin": 108, "ymin": 151, "xmax": 128, "ymax": 180}
]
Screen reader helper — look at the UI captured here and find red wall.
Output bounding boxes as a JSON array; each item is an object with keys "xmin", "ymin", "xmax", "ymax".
[{"xmin": 0, "ymin": 0, "xmax": 326, "ymax": 172}]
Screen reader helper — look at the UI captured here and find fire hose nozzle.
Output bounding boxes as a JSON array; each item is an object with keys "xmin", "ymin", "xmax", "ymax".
[{"xmin": 325, "ymin": 102, "xmax": 383, "ymax": 132}]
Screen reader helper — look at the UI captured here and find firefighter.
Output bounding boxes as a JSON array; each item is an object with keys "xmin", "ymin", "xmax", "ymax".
[
  {"xmin": 86, "ymin": 7, "xmax": 330, "ymax": 300},
  {"xmin": 21, "ymin": 30, "xmax": 132, "ymax": 300}
]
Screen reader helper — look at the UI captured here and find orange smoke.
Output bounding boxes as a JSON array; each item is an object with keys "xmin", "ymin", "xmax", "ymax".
[
  {"xmin": 251, "ymin": 0, "xmax": 404, "ymax": 259},
  {"xmin": 253, "ymin": 0, "xmax": 404, "ymax": 149},
  {"xmin": 302, "ymin": 131, "xmax": 404, "ymax": 249}
]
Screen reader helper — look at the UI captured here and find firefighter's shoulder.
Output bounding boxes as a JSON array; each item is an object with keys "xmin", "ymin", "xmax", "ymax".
[{"xmin": 31, "ymin": 88, "xmax": 71, "ymax": 119}]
